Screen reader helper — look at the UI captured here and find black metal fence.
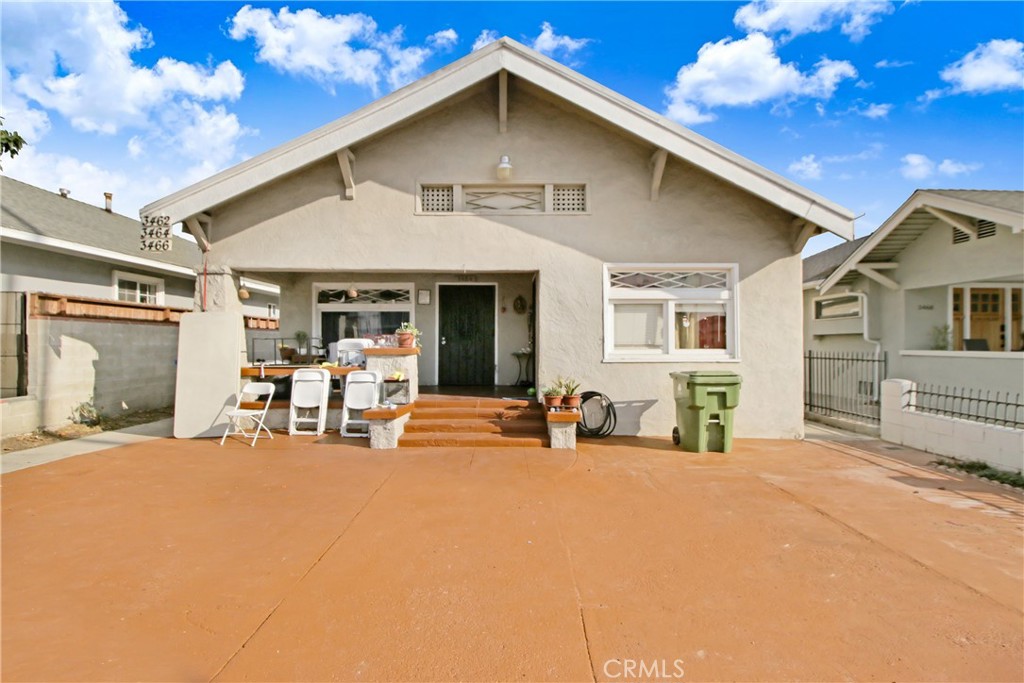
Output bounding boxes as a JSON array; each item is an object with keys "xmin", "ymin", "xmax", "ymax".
[
  {"xmin": 909, "ymin": 384, "xmax": 1024, "ymax": 430},
  {"xmin": 804, "ymin": 350, "xmax": 887, "ymax": 424},
  {"xmin": 0, "ymin": 292, "xmax": 28, "ymax": 398}
]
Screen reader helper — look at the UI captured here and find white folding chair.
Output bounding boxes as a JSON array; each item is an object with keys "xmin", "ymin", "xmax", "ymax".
[
  {"xmin": 220, "ymin": 381, "xmax": 276, "ymax": 447},
  {"xmin": 336, "ymin": 338, "xmax": 375, "ymax": 367},
  {"xmin": 288, "ymin": 368, "xmax": 331, "ymax": 435},
  {"xmin": 340, "ymin": 370, "xmax": 382, "ymax": 437}
]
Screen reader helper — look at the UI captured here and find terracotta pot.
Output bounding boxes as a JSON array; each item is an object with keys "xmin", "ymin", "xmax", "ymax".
[
  {"xmin": 563, "ymin": 394, "xmax": 581, "ymax": 408},
  {"xmin": 397, "ymin": 332, "xmax": 415, "ymax": 348},
  {"xmin": 543, "ymin": 395, "xmax": 563, "ymax": 407}
]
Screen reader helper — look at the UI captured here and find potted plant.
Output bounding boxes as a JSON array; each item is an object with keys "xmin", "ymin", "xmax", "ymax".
[
  {"xmin": 561, "ymin": 377, "xmax": 581, "ymax": 408},
  {"xmin": 278, "ymin": 341, "xmax": 295, "ymax": 363},
  {"xmin": 395, "ymin": 322, "xmax": 421, "ymax": 348},
  {"xmin": 543, "ymin": 385, "xmax": 563, "ymax": 407},
  {"xmin": 294, "ymin": 330, "xmax": 309, "ymax": 353}
]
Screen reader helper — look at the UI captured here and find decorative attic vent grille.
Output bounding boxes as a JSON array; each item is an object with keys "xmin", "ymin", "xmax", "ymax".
[
  {"xmin": 609, "ymin": 270, "xmax": 729, "ymax": 290},
  {"xmin": 953, "ymin": 219, "xmax": 997, "ymax": 244},
  {"xmin": 421, "ymin": 185, "xmax": 454, "ymax": 212},
  {"xmin": 465, "ymin": 186, "xmax": 543, "ymax": 212},
  {"xmin": 317, "ymin": 288, "xmax": 412, "ymax": 304},
  {"xmin": 552, "ymin": 184, "xmax": 586, "ymax": 212}
]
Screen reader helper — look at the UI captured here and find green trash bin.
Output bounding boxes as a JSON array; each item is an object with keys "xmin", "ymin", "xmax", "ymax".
[{"xmin": 670, "ymin": 371, "xmax": 742, "ymax": 452}]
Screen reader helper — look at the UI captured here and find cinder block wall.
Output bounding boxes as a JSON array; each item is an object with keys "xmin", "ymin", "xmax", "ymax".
[{"xmin": 1, "ymin": 317, "xmax": 179, "ymax": 436}]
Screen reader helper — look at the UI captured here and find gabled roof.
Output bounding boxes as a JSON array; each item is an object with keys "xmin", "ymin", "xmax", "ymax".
[
  {"xmin": 802, "ymin": 235, "xmax": 869, "ymax": 285},
  {"xmin": 142, "ymin": 38, "xmax": 855, "ymax": 240},
  {"xmin": 819, "ymin": 189, "xmax": 1024, "ymax": 293},
  {"xmin": 1, "ymin": 175, "xmax": 200, "ymax": 276}
]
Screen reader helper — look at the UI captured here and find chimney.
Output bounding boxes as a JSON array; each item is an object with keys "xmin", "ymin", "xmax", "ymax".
[
  {"xmin": 58, "ymin": 188, "xmax": 70, "ymax": 198},
  {"xmin": 104, "ymin": 192, "xmax": 112, "ymax": 212}
]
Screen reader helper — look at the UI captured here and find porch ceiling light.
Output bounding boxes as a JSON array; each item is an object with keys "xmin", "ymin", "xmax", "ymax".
[
  {"xmin": 496, "ymin": 155, "xmax": 512, "ymax": 181},
  {"xmin": 346, "ymin": 286, "xmax": 359, "ymax": 299}
]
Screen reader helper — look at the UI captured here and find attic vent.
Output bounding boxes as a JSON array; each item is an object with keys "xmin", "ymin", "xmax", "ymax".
[
  {"xmin": 953, "ymin": 220, "xmax": 997, "ymax": 244},
  {"xmin": 421, "ymin": 185, "xmax": 454, "ymax": 213},
  {"xmin": 552, "ymin": 184, "xmax": 586, "ymax": 212}
]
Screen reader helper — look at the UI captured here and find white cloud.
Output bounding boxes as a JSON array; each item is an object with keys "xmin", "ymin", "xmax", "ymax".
[
  {"xmin": 5, "ymin": 147, "xmax": 133, "ymax": 215},
  {"xmin": 3, "ymin": 1, "xmax": 243, "ymax": 135},
  {"xmin": 788, "ymin": 154, "xmax": 822, "ymax": 180},
  {"xmin": 159, "ymin": 101, "xmax": 255, "ymax": 184},
  {"xmin": 940, "ymin": 38, "xmax": 1024, "ymax": 94},
  {"xmin": 824, "ymin": 143, "xmax": 885, "ymax": 163},
  {"xmin": 937, "ymin": 158, "xmax": 982, "ymax": 176},
  {"xmin": 875, "ymin": 58, "xmax": 912, "ymax": 69},
  {"xmin": 228, "ymin": 6, "xmax": 455, "ymax": 94},
  {"xmin": 734, "ymin": 0, "xmax": 895, "ymax": 43},
  {"xmin": 427, "ymin": 29, "xmax": 458, "ymax": 50},
  {"xmin": 530, "ymin": 22, "xmax": 592, "ymax": 63},
  {"xmin": 472, "ymin": 30, "xmax": 499, "ymax": 52},
  {"xmin": 664, "ymin": 33, "xmax": 857, "ymax": 124},
  {"xmin": 859, "ymin": 102, "xmax": 892, "ymax": 119},
  {"xmin": 900, "ymin": 153, "xmax": 982, "ymax": 180},
  {"xmin": 127, "ymin": 136, "xmax": 144, "ymax": 159}
]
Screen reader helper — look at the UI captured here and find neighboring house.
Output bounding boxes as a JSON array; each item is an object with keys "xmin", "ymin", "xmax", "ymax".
[
  {"xmin": 803, "ymin": 189, "xmax": 1024, "ymax": 395},
  {"xmin": 0, "ymin": 176, "xmax": 279, "ymax": 435},
  {"xmin": 144, "ymin": 38, "xmax": 855, "ymax": 439}
]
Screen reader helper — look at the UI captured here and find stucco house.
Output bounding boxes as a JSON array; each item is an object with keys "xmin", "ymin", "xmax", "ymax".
[
  {"xmin": 0, "ymin": 176, "xmax": 278, "ymax": 435},
  {"xmin": 803, "ymin": 189, "xmax": 1024, "ymax": 395},
  {"xmin": 144, "ymin": 38, "xmax": 855, "ymax": 441}
]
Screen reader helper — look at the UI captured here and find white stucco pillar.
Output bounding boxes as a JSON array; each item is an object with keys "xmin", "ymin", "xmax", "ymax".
[{"xmin": 194, "ymin": 265, "xmax": 244, "ymax": 314}]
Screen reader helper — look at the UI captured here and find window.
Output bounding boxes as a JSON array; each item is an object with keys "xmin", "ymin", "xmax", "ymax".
[
  {"xmin": 814, "ymin": 294, "xmax": 862, "ymax": 320},
  {"xmin": 112, "ymin": 270, "xmax": 163, "ymax": 305},
  {"xmin": 604, "ymin": 264, "xmax": 738, "ymax": 361},
  {"xmin": 418, "ymin": 183, "xmax": 587, "ymax": 214},
  {"xmin": 950, "ymin": 284, "xmax": 1023, "ymax": 351},
  {"xmin": 313, "ymin": 283, "xmax": 414, "ymax": 349},
  {"xmin": 267, "ymin": 303, "xmax": 279, "ymax": 319}
]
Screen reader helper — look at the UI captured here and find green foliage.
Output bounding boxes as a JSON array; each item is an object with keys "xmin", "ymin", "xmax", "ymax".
[
  {"xmin": 294, "ymin": 330, "xmax": 309, "ymax": 347},
  {"xmin": 561, "ymin": 377, "xmax": 581, "ymax": 396},
  {"xmin": 930, "ymin": 324, "xmax": 952, "ymax": 351},
  {"xmin": 395, "ymin": 322, "xmax": 421, "ymax": 336},
  {"xmin": 935, "ymin": 458, "xmax": 1024, "ymax": 488},
  {"xmin": 542, "ymin": 385, "xmax": 562, "ymax": 397},
  {"xmin": 0, "ymin": 116, "xmax": 26, "ymax": 170}
]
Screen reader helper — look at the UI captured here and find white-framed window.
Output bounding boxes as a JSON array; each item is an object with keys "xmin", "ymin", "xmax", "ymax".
[
  {"xmin": 313, "ymin": 282, "xmax": 415, "ymax": 349},
  {"xmin": 603, "ymin": 264, "xmax": 739, "ymax": 361},
  {"xmin": 113, "ymin": 270, "xmax": 164, "ymax": 305},
  {"xmin": 417, "ymin": 183, "xmax": 587, "ymax": 215},
  {"xmin": 813, "ymin": 294, "xmax": 863, "ymax": 320},
  {"xmin": 267, "ymin": 303, "xmax": 279, "ymax": 319}
]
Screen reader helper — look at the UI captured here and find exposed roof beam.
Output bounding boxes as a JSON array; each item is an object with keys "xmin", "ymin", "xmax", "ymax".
[
  {"xmin": 856, "ymin": 263, "xmax": 899, "ymax": 290},
  {"xmin": 498, "ymin": 70, "xmax": 508, "ymax": 134},
  {"xmin": 649, "ymin": 148, "xmax": 667, "ymax": 202},
  {"xmin": 923, "ymin": 205, "xmax": 975, "ymax": 239},
  {"xmin": 184, "ymin": 216, "xmax": 211, "ymax": 252},
  {"xmin": 336, "ymin": 148, "xmax": 356, "ymax": 200},
  {"xmin": 792, "ymin": 219, "xmax": 819, "ymax": 253}
]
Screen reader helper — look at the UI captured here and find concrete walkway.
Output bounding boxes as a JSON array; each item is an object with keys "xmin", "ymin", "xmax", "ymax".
[
  {"xmin": 1, "ymin": 418, "xmax": 173, "ymax": 475},
  {"xmin": 2, "ymin": 432, "xmax": 1021, "ymax": 681}
]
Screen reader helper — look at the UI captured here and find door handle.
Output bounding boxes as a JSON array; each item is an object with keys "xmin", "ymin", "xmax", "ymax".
[{"xmin": 441, "ymin": 336, "xmax": 447, "ymax": 345}]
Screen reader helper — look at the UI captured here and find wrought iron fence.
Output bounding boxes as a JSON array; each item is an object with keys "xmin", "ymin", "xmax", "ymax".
[
  {"xmin": 909, "ymin": 383, "xmax": 1023, "ymax": 430},
  {"xmin": 804, "ymin": 350, "xmax": 887, "ymax": 424}
]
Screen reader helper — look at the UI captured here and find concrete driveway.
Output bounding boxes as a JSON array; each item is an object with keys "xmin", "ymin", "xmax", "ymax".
[{"xmin": 2, "ymin": 434, "xmax": 1021, "ymax": 682}]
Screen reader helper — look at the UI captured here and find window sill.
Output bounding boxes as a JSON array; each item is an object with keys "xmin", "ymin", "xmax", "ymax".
[
  {"xmin": 900, "ymin": 350, "xmax": 1024, "ymax": 359},
  {"xmin": 603, "ymin": 356, "xmax": 740, "ymax": 364}
]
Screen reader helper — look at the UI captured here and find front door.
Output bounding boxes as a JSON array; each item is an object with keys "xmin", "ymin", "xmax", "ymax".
[{"xmin": 438, "ymin": 285, "xmax": 496, "ymax": 385}]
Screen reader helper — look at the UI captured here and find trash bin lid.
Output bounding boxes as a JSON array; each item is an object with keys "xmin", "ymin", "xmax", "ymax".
[{"xmin": 680, "ymin": 371, "xmax": 742, "ymax": 386}]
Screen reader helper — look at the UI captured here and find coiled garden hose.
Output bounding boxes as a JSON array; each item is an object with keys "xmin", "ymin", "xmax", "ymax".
[{"xmin": 577, "ymin": 391, "xmax": 617, "ymax": 438}]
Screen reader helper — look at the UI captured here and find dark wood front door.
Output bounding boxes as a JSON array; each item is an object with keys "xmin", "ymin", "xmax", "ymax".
[{"xmin": 439, "ymin": 285, "xmax": 495, "ymax": 385}]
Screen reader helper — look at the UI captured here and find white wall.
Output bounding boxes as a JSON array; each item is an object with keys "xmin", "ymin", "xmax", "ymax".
[{"xmin": 191, "ymin": 81, "xmax": 808, "ymax": 438}]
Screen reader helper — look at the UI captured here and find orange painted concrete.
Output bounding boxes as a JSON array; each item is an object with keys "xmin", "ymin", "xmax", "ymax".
[{"xmin": 2, "ymin": 435, "xmax": 1022, "ymax": 681}]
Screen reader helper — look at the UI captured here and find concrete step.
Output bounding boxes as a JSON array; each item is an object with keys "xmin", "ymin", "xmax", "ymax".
[
  {"xmin": 404, "ymin": 418, "xmax": 546, "ymax": 434},
  {"xmin": 411, "ymin": 406, "xmax": 543, "ymax": 421},
  {"xmin": 414, "ymin": 398, "xmax": 539, "ymax": 410},
  {"xmin": 398, "ymin": 432, "xmax": 549, "ymax": 448}
]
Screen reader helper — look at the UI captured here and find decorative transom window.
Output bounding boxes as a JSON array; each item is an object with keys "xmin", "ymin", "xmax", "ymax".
[
  {"xmin": 418, "ymin": 183, "xmax": 587, "ymax": 214},
  {"xmin": 952, "ymin": 219, "xmax": 997, "ymax": 244},
  {"xmin": 113, "ymin": 270, "xmax": 163, "ymax": 305},
  {"xmin": 813, "ymin": 294, "xmax": 862, "ymax": 320},
  {"xmin": 317, "ymin": 287, "xmax": 412, "ymax": 304},
  {"xmin": 604, "ymin": 264, "xmax": 738, "ymax": 361}
]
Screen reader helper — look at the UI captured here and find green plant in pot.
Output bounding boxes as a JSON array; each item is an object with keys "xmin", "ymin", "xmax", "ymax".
[
  {"xmin": 561, "ymin": 377, "xmax": 581, "ymax": 408},
  {"xmin": 395, "ymin": 322, "xmax": 421, "ymax": 348},
  {"xmin": 542, "ymin": 385, "xmax": 563, "ymax": 407}
]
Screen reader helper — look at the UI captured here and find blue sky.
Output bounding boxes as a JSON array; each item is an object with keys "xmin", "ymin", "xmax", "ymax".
[{"xmin": 3, "ymin": 1, "xmax": 1022, "ymax": 254}]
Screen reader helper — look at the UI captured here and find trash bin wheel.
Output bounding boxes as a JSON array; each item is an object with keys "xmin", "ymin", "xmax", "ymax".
[{"xmin": 672, "ymin": 426, "xmax": 680, "ymax": 445}]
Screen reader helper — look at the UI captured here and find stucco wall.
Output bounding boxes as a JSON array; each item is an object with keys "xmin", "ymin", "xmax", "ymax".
[
  {"xmin": 1, "ymin": 316, "xmax": 178, "ymax": 436},
  {"xmin": 1, "ymin": 242, "xmax": 195, "ymax": 309},
  {"xmin": 198, "ymin": 82, "xmax": 805, "ymax": 438}
]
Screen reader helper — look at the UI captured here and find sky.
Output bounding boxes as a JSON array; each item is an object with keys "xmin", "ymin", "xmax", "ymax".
[{"xmin": 2, "ymin": 1, "xmax": 1022, "ymax": 255}]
